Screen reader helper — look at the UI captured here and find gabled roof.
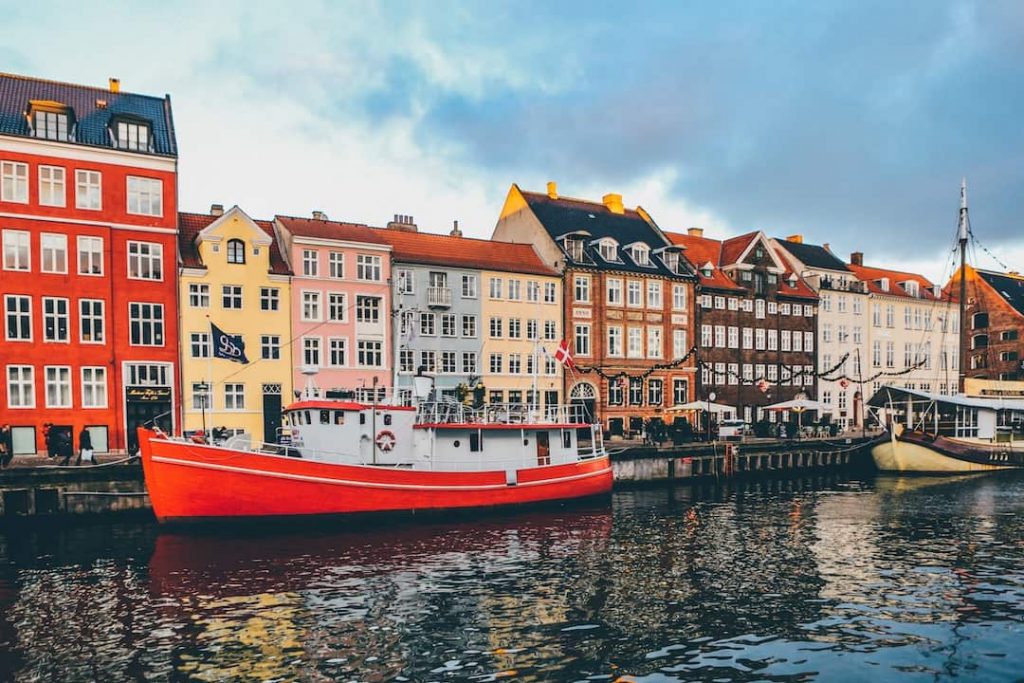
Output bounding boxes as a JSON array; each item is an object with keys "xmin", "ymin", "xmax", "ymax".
[
  {"xmin": 665, "ymin": 231, "xmax": 744, "ymax": 292},
  {"xmin": 0, "ymin": 72, "xmax": 176, "ymax": 156},
  {"xmin": 519, "ymin": 188, "xmax": 686, "ymax": 277},
  {"xmin": 179, "ymin": 211, "xmax": 291, "ymax": 275},
  {"xmin": 374, "ymin": 228, "xmax": 557, "ymax": 276},
  {"xmin": 976, "ymin": 269, "xmax": 1024, "ymax": 318},
  {"xmin": 847, "ymin": 263, "xmax": 942, "ymax": 301},
  {"xmin": 774, "ymin": 238, "xmax": 850, "ymax": 272},
  {"xmin": 720, "ymin": 232, "xmax": 759, "ymax": 266},
  {"xmin": 274, "ymin": 215, "xmax": 388, "ymax": 245}
]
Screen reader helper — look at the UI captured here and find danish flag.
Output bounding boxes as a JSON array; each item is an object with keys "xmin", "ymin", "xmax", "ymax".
[
  {"xmin": 554, "ymin": 339, "xmax": 575, "ymax": 369},
  {"xmin": 756, "ymin": 378, "xmax": 769, "ymax": 393}
]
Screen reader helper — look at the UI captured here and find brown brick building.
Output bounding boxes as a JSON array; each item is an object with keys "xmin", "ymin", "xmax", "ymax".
[
  {"xmin": 493, "ymin": 183, "xmax": 698, "ymax": 438},
  {"xmin": 666, "ymin": 229, "xmax": 819, "ymax": 424},
  {"xmin": 947, "ymin": 265, "xmax": 1024, "ymax": 381}
]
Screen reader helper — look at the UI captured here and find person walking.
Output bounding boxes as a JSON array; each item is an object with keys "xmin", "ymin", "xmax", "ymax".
[
  {"xmin": 0, "ymin": 424, "xmax": 13, "ymax": 469},
  {"xmin": 58, "ymin": 429, "xmax": 73, "ymax": 466},
  {"xmin": 43, "ymin": 423, "xmax": 55, "ymax": 459},
  {"xmin": 76, "ymin": 427, "xmax": 94, "ymax": 466}
]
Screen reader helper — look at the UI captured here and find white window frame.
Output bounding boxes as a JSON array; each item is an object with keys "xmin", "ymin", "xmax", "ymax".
[
  {"xmin": 1, "ymin": 161, "xmax": 29, "ymax": 203},
  {"xmin": 356, "ymin": 254, "xmax": 382, "ymax": 281},
  {"xmin": 38, "ymin": 165, "xmax": 66, "ymax": 207},
  {"xmin": 126, "ymin": 175, "xmax": 163, "ymax": 216},
  {"xmin": 81, "ymin": 366, "xmax": 108, "ymax": 408},
  {"xmin": 127, "ymin": 241, "xmax": 163, "ymax": 281},
  {"xmin": 79, "ymin": 298, "xmax": 105, "ymax": 344},
  {"xmin": 303, "ymin": 336, "xmax": 323, "ymax": 367},
  {"xmin": 44, "ymin": 365, "xmax": 72, "ymax": 408},
  {"xmin": 224, "ymin": 383, "xmax": 245, "ymax": 411},
  {"xmin": 6, "ymin": 365, "xmax": 35, "ymax": 408},
  {"xmin": 128, "ymin": 302, "xmax": 164, "ymax": 346},
  {"xmin": 75, "ymin": 169, "xmax": 102, "ymax": 210},
  {"xmin": 77, "ymin": 235, "xmax": 104, "ymax": 276},
  {"xmin": 41, "ymin": 296, "xmax": 69, "ymax": 343},
  {"xmin": 328, "ymin": 292, "xmax": 347, "ymax": 322},
  {"xmin": 40, "ymin": 233, "xmax": 68, "ymax": 274},
  {"xmin": 301, "ymin": 290, "xmax": 322, "ymax": 321},
  {"xmin": 5, "ymin": 294, "xmax": 32, "ymax": 341},
  {"xmin": 2, "ymin": 229, "xmax": 30, "ymax": 271},
  {"xmin": 260, "ymin": 287, "xmax": 279, "ymax": 311},
  {"xmin": 328, "ymin": 337, "xmax": 347, "ymax": 367},
  {"xmin": 302, "ymin": 249, "xmax": 318, "ymax": 277}
]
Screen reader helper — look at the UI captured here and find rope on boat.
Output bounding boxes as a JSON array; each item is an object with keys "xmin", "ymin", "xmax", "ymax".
[
  {"xmin": 25, "ymin": 455, "xmax": 140, "ymax": 470},
  {"xmin": 61, "ymin": 491, "xmax": 149, "ymax": 497}
]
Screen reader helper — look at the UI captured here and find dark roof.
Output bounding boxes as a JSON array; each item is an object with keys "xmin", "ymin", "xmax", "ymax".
[
  {"xmin": 374, "ymin": 228, "xmax": 557, "ymax": 276},
  {"xmin": 275, "ymin": 215, "xmax": 388, "ymax": 245},
  {"xmin": 977, "ymin": 269, "xmax": 1024, "ymax": 318},
  {"xmin": 0, "ymin": 72, "xmax": 176, "ymax": 157},
  {"xmin": 179, "ymin": 212, "xmax": 291, "ymax": 275},
  {"xmin": 774, "ymin": 238, "xmax": 850, "ymax": 272},
  {"xmin": 520, "ymin": 189, "xmax": 691, "ymax": 278}
]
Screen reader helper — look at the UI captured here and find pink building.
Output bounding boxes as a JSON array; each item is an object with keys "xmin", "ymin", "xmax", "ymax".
[{"xmin": 274, "ymin": 214, "xmax": 392, "ymax": 400}]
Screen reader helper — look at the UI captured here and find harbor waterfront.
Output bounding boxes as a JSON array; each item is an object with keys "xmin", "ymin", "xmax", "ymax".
[{"xmin": 0, "ymin": 472, "xmax": 1022, "ymax": 680}]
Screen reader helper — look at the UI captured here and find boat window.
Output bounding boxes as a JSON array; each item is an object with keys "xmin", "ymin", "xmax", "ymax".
[
  {"xmin": 523, "ymin": 438, "xmax": 529, "ymax": 446},
  {"xmin": 453, "ymin": 440, "xmax": 460, "ymax": 448},
  {"xmin": 305, "ymin": 411, "xmax": 312, "ymax": 425},
  {"xmin": 384, "ymin": 414, "xmax": 392, "ymax": 426},
  {"xmin": 334, "ymin": 411, "xmax": 345, "ymax": 425},
  {"xmin": 562, "ymin": 429, "xmax": 572, "ymax": 449},
  {"xmin": 470, "ymin": 431, "xmax": 482, "ymax": 452},
  {"xmin": 320, "ymin": 410, "xmax": 330, "ymax": 424},
  {"xmin": 282, "ymin": 414, "xmax": 290, "ymax": 427},
  {"xmin": 359, "ymin": 413, "xmax": 366, "ymax": 425}
]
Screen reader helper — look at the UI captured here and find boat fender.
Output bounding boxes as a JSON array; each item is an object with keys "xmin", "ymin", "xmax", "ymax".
[
  {"xmin": 375, "ymin": 430, "xmax": 396, "ymax": 453},
  {"xmin": 505, "ymin": 469, "xmax": 518, "ymax": 486}
]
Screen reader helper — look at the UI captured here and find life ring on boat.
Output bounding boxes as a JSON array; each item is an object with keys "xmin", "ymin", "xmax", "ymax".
[{"xmin": 375, "ymin": 430, "xmax": 397, "ymax": 452}]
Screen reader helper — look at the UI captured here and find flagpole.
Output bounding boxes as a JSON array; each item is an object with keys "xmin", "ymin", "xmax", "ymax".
[{"xmin": 206, "ymin": 314, "xmax": 213, "ymax": 442}]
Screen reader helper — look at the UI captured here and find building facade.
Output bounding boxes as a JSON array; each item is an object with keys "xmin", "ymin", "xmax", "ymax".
[
  {"xmin": 0, "ymin": 73, "xmax": 178, "ymax": 455},
  {"xmin": 275, "ymin": 213, "xmax": 392, "ymax": 400},
  {"xmin": 494, "ymin": 183, "xmax": 698, "ymax": 438},
  {"xmin": 178, "ymin": 206, "xmax": 293, "ymax": 443},
  {"xmin": 946, "ymin": 265, "xmax": 1024, "ymax": 382},
  {"xmin": 667, "ymin": 229, "xmax": 819, "ymax": 424}
]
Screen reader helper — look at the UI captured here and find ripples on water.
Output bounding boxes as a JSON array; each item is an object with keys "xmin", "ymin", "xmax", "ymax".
[{"xmin": 1, "ymin": 473, "xmax": 1022, "ymax": 681}]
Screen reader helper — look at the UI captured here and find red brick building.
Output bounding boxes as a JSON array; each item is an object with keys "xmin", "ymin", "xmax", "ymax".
[
  {"xmin": 0, "ymin": 73, "xmax": 178, "ymax": 455},
  {"xmin": 947, "ymin": 265, "xmax": 1024, "ymax": 381},
  {"xmin": 666, "ymin": 229, "xmax": 819, "ymax": 424}
]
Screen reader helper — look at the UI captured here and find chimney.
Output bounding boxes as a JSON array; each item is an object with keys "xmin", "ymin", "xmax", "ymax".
[
  {"xmin": 602, "ymin": 193, "xmax": 624, "ymax": 215},
  {"xmin": 546, "ymin": 181, "xmax": 558, "ymax": 199},
  {"xmin": 850, "ymin": 251, "xmax": 863, "ymax": 266},
  {"xmin": 109, "ymin": 78, "xmax": 120, "ymax": 94},
  {"xmin": 450, "ymin": 219, "xmax": 462, "ymax": 238},
  {"xmin": 687, "ymin": 227, "xmax": 704, "ymax": 238},
  {"xmin": 786, "ymin": 234, "xmax": 803, "ymax": 244},
  {"xmin": 210, "ymin": 203, "xmax": 224, "ymax": 216},
  {"xmin": 387, "ymin": 214, "xmax": 418, "ymax": 233},
  {"xmin": 823, "ymin": 242, "xmax": 831, "ymax": 253},
  {"xmin": 312, "ymin": 210, "xmax": 327, "ymax": 221}
]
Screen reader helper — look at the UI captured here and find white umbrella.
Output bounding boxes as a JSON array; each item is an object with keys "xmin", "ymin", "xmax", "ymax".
[
  {"xmin": 762, "ymin": 398, "xmax": 825, "ymax": 412},
  {"xmin": 665, "ymin": 400, "xmax": 736, "ymax": 416}
]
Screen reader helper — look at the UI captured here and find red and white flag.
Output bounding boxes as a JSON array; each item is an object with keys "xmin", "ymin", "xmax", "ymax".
[
  {"xmin": 756, "ymin": 378, "xmax": 769, "ymax": 393},
  {"xmin": 554, "ymin": 338, "xmax": 575, "ymax": 369}
]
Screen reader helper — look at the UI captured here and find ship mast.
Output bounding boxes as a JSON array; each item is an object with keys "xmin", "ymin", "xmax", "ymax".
[{"xmin": 957, "ymin": 178, "xmax": 969, "ymax": 394}]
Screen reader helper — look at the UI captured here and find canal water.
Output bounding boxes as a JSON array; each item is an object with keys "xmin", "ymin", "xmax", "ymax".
[{"xmin": 0, "ymin": 473, "xmax": 1022, "ymax": 682}]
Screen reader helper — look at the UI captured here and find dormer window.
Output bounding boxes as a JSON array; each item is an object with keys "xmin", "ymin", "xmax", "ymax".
[
  {"xmin": 701, "ymin": 261, "xmax": 714, "ymax": 278},
  {"xmin": 630, "ymin": 244, "xmax": 650, "ymax": 266},
  {"xmin": 788, "ymin": 274, "xmax": 798, "ymax": 288},
  {"xmin": 28, "ymin": 102, "xmax": 74, "ymax": 142},
  {"xmin": 564, "ymin": 238, "xmax": 584, "ymax": 262},
  {"xmin": 598, "ymin": 239, "xmax": 619, "ymax": 262},
  {"xmin": 112, "ymin": 117, "xmax": 152, "ymax": 152},
  {"xmin": 903, "ymin": 280, "xmax": 919, "ymax": 297},
  {"xmin": 877, "ymin": 278, "xmax": 890, "ymax": 293},
  {"xmin": 661, "ymin": 251, "xmax": 680, "ymax": 273},
  {"xmin": 227, "ymin": 239, "xmax": 246, "ymax": 264}
]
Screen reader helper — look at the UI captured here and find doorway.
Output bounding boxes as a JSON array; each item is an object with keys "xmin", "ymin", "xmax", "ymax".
[
  {"xmin": 263, "ymin": 383, "xmax": 283, "ymax": 444},
  {"xmin": 536, "ymin": 431, "xmax": 550, "ymax": 466},
  {"xmin": 125, "ymin": 385, "xmax": 172, "ymax": 454}
]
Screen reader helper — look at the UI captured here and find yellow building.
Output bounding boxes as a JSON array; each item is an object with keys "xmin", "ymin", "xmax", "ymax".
[
  {"xmin": 178, "ymin": 205, "xmax": 293, "ymax": 444},
  {"xmin": 479, "ymin": 268, "xmax": 563, "ymax": 408}
]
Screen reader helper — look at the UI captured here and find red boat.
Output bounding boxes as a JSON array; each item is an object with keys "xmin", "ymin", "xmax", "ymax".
[{"xmin": 138, "ymin": 395, "xmax": 611, "ymax": 523}]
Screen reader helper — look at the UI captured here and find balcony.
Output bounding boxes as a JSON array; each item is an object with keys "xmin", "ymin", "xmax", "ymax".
[
  {"xmin": 427, "ymin": 286, "xmax": 452, "ymax": 308},
  {"xmin": 819, "ymin": 278, "xmax": 866, "ymax": 293}
]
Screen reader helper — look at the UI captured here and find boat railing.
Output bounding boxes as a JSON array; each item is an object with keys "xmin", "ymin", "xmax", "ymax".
[{"xmin": 415, "ymin": 401, "xmax": 590, "ymax": 425}]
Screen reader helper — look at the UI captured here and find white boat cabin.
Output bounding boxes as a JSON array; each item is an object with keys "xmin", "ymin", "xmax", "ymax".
[{"xmin": 868, "ymin": 386, "xmax": 1024, "ymax": 443}]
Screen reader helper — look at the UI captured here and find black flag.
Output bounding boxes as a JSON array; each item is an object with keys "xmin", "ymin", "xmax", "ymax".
[{"xmin": 210, "ymin": 323, "xmax": 249, "ymax": 364}]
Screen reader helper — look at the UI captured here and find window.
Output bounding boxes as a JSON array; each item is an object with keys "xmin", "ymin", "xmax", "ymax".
[
  {"xmin": 462, "ymin": 352, "xmax": 477, "ymax": 374},
  {"xmin": 489, "ymin": 316, "xmax": 502, "ymax": 338},
  {"xmin": 3, "ymin": 230, "xmax": 30, "ymax": 270},
  {"xmin": 76, "ymin": 170, "xmax": 101, "ymax": 210},
  {"xmin": 647, "ymin": 326, "xmax": 662, "ymax": 358},
  {"xmin": 129, "ymin": 303, "xmax": 164, "ymax": 346},
  {"xmin": 673, "ymin": 379, "xmax": 688, "ymax": 405},
  {"xmin": 303, "ymin": 337, "xmax": 322, "ymax": 366},
  {"xmin": 1, "ymin": 161, "xmax": 28, "ymax": 203},
  {"xmin": 44, "ymin": 366, "xmax": 71, "ymax": 408},
  {"xmin": 79, "ymin": 299, "xmax": 104, "ymax": 343},
  {"xmin": 598, "ymin": 239, "xmax": 618, "ymax": 262},
  {"xmin": 224, "ymin": 383, "xmax": 245, "ymax": 410},
  {"xmin": 419, "ymin": 312, "xmax": 436, "ymax": 336},
  {"xmin": 628, "ymin": 327, "xmax": 643, "ymax": 358},
  {"xmin": 190, "ymin": 332, "xmax": 210, "ymax": 358},
  {"xmin": 886, "ymin": 304, "xmax": 895, "ymax": 328},
  {"xmin": 322, "ymin": 251, "xmax": 343, "ymax": 279},
  {"xmin": 38, "ymin": 165, "xmax": 65, "ymax": 206},
  {"xmin": 302, "ymin": 250, "xmax": 318, "ymax": 276},
  {"xmin": 627, "ymin": 280, "xmax": 642, "ymax": 307},
  {"xmin": 607, "ymin": 379, "xmax": 623, "ymax": 405},
  {"xmin": 781, "ymin": 330, "xmax": 791, "ymax": 351},
  {"xmin": 396, "ymin": 269, "xmax": 413, "ymax": 294},
  {"xmin": 755, "ymin": 299, "xmax": 766, "ymax": 319},
  {"xmin": 673, "ymin": 329, "xmax": 688, "ymax": 359},
  {"xmin": 715, "ymin": 296, "xmax": 726, "ymax": 310},
  {"xmin": 356, "ymin": 296, "xmax": 380, "ymax": 324},
  {"xmin": 328, "ymin": 338, "xmax": 347, "ymax": 367},
  {"xmin": 671, "ymin": 284, "xmax": 687, "ymax": 311},
  {"xmin": 607, "ymin": 278, "xmax": 623, "ymax": 305},
  {"xmin": 40, "ymin": 233, "xmax": 67, "ymax": 273},
  {"xmin": 223, "ymin": 285, "xmax": 243, "ymax": 310},
  {"xmin": 872, "ymin": 303, "xmax": 881, "ymax": 327},
  {"xmin": 872, "ymin": 341, "xmax": 881, "ymax": 367},
  {"xmin": 715, "ymin": 325, "xmax": 726, "ymax": 348},
  {"xmin": 462, "ymin": 315, "xmax": 477, "ymax": 338},
  {"xmin": 81, "ymin": 367, "xmax": 107, "ymax": 408},
  {"xmin": 320, "ymin": 292, "xmax": 343, "ymax": 322},
  {"xmin": 358, "ymin": 340, "xmax": 383, "ymax": 367},
  {"xmin": 575, "ymin": 324, "xmax": 591, "ymax": 356},
  {"xmin": 509, "ymin": 318, "xmax": 522, "ymax": 339},
  {"xmin": 767, "ymin": 329, "xmax": 777, "ymax": 351},
  {"xmin": 441, "ymin": 313, "xmax": 457, "ymax": 337},
  {"xmin": 792, "ymin": 331, "xmax": 803, "ymax": 351},
  {"xmin": 574, "ymin": 276, "xmax": 591, "ymax": 303},
  {"xmin": 607, "ymin": 326, "xmax": 623, "ymax": 356},
  {"xmin": 544, "ymin": 320, "xmax": 557, "ymax": 341},
  {"xmin": 545, "ymin": 356, "xmax": 557, "ymax": 375},
  {"xmin": 526, "ymin": 318, "xmax": 538, "ymax": 340},
  {"xmin": 128, "ymin": 242, "xmax": 163, "ymax": 280},
  {"xmin": 886, "ymin": 341, "xmax": 895, "ymax": 368},
  {"xmin": 647, "ymin": 379, "xmax": 663, "ymax": 406},
  {"xmin": 526, "ymin": 280, "xmax": 540, "ymax": 302},
  {"xmin": 755, "ymin": 328, "xmax": 766, "ymax": 350},
  {"xmin": 742, "ymin": 327, "xmax": 753, "ymax": 349},
  {"xmin": 440, "ymin": 351, "xmax": 457, "ymax": 374},
  {"xmin": 191, "ymin": 382, "xmax": 211, "ymax": 410},
  {"xmin": 768, "ymin": 301, "xmax": 778, "ymax": 315},
  {"xmin": 33, "ymin": 110, "xmax": 70, "ymax": 141},
  {"xmin": 489, "ymin": 277, "xmax": 503, "ymax": 299},
  {"xmin": 462, "ymin": 274, "xmax": 477, "ymax": 298},
  {"xmin": 804, "ymin": 332, "xmax": 814, "ymax": 352},
  {"xmin": 399, "ymin": 349, "xmax": 414, "ymax": 373},
  {"xmin": 42, "ymin": 297, "xmax": 69, "ymax": 342},
  {"xmin": 644, "ymin": 280, "xmax": 662, "ymax": 309},
  {"xmin": 701, "ymin": 324, "xmax": 712, "ymax": 347},
  {"xmin": 262, "ymin": 335, "xmax": 281, "ymax": 360},
  {"xmin": 544, "ymin": 282, "xmax": 557, "ymax": 303},
  {"xmin": 6, "ymin": 366, "xmax": 34, "ymax": 408},
  {"xmin": 260, "ymin": 287, "xmax": 279, "ymax": 311},
  {"xmin": 126, "ymin": 176, "xmax": 162, "ymax": 216},
  {"xmin": 489, "ymin": 353, "xmax": 503, "ymax": 374},
  {"xmin": 508, "ymin": 279, "xmax": 522, "ymax": 301},
  {"xmin": 356, "ymin": 254, "xmax": 381, "ymax": 281},
  {"xmin": 115, "ymin": 120, "xmax": 151, "ymax": 151},
  {"xmin": 182, "ymin": 284, "xmax": 207, "ymax": 311},
  {"xmin": 226, "ymin": 239, "xmax": 245, "ymax": 264},
  {"xmin": 5, "ymin": 295, "xmax": 31, "ymax": 341}
]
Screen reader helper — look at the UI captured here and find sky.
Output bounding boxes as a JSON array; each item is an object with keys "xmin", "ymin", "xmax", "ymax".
[{"xmin": 2, "ymin": 0, "xmax": 1022, "ymax": 283}]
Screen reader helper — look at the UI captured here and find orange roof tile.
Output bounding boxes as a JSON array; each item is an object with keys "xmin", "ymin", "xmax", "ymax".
[
  {"xmin": 373, "ymin": 228, "xmax": 557, "ymax": 276},
  {"xmin": 720, "ymin": 232, "xmax": 759, "ymax": 266},
  {"xmin": 275, "ymin": 215, "xmax": 388, "ymax": 245},
  {"xmin": 847, "ymin": 263, "xmax": 942, "ymax": 301},
  {"xmin": 665, "ymin": 231, "xmax": 744, "ymax": 291},
  {"xmin": 178, "ymin": 212, "xmax": 291, "ymax": 275}
]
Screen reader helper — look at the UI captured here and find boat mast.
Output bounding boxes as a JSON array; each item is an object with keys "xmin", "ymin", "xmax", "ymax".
[{"xmin": 957, "ymin": 178, "xmax": 969, "ymax": 394}]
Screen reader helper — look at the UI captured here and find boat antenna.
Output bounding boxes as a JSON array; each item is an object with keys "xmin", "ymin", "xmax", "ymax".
[{"xmin": 957, "ymin": 178, "xmax": 969, "ymax": 394}]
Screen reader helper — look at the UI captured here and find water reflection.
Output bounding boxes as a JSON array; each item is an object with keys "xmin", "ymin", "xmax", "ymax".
[{"xmin": 0, "ymin": 474, "xmax": 1022, "ymax": 681}]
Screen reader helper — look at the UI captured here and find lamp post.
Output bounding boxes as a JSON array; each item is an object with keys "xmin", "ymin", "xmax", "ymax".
[
  {"xmin": 707, "ymin": 391, "xmax": 716, "ymax": 442},
  {"xmin": 197, "ymin": 382, "xmax": 210, "ymax": 442}
]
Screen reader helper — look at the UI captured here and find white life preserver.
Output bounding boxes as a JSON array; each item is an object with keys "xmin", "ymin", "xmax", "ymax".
[{"xmin": 375, "ymin": 430, "xmax": 396, "ymax": 453}]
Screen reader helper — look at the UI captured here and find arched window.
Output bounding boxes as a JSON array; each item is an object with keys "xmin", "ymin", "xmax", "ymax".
[
  {"xmin": 227, "ymin": 239, "xmax": 246, "ymax": 264},
  {"xmin": 570, "ymin": 382, "xmax": 597, "ymax": 400},
  {"xmin": 598, "ymin": 238, "xmax": 619, "ymax": 262},
  {"xmin": 971, "ymin": 333, "xmax": 988, "ymax": 350},
  {"xmin": 972, "ymin": 312, "xmax": 989, "ymax": 329}
]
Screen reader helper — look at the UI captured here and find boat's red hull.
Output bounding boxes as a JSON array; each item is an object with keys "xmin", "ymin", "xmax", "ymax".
[{"xmin": 138, "ymin": 428, "xmax": 613, "ymax": 522}]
